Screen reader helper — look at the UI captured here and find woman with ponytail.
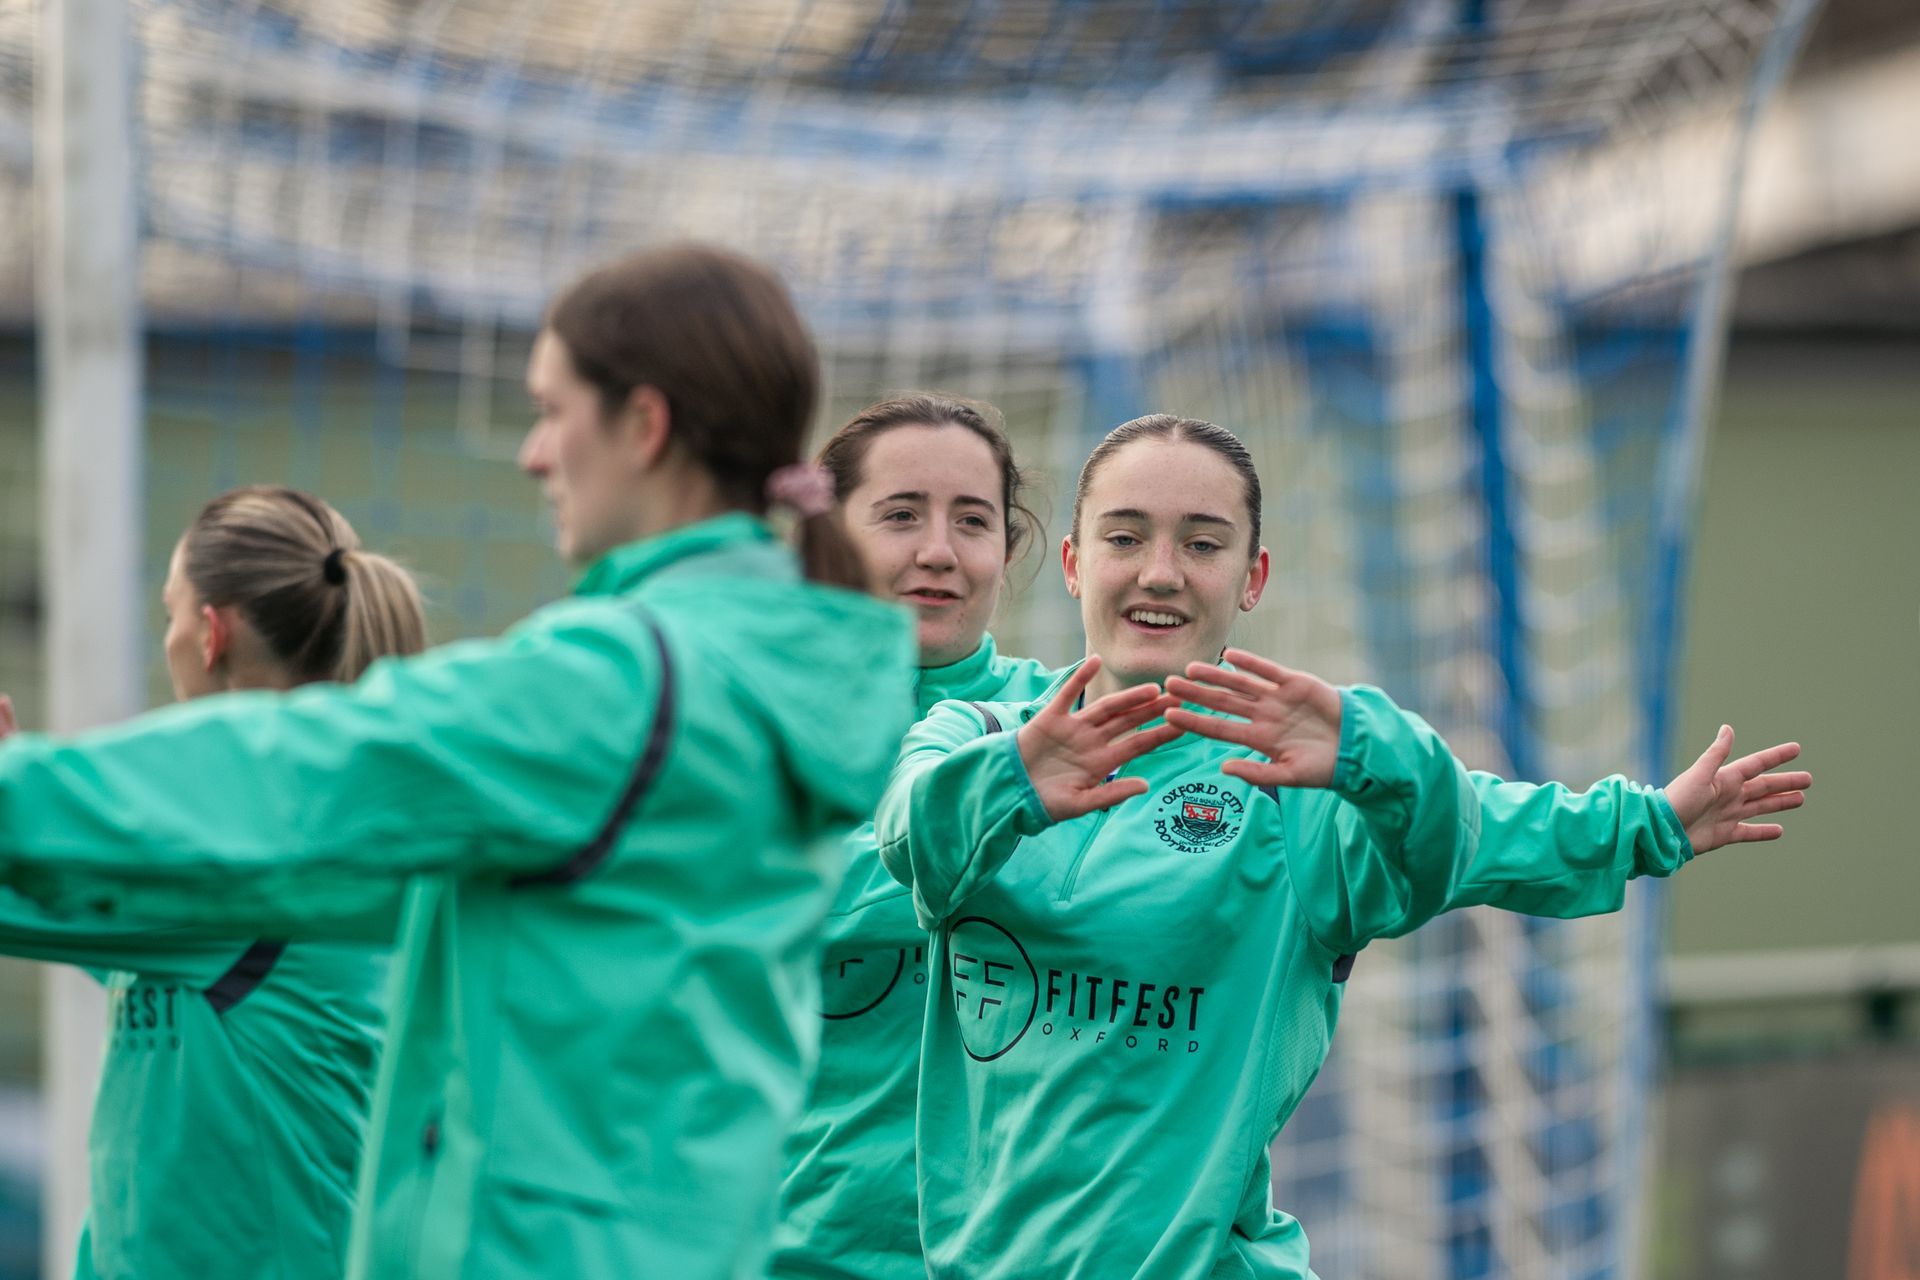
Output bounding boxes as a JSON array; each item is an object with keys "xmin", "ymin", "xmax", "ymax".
[
  {"xmin": 0, "ymin": 486, "xmax": 424, "ymax": 1280},
  {"xmin": 772, "ymin": 393, "xmax": 1056, "ymax": 1280},
  {"xmin": 0, "ymin": 243, "xmax": 917, "ymax": 1279}
]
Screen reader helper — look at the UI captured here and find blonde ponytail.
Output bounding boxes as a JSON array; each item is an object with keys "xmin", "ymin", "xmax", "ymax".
[
  {"xmin": 181, "ymin": 486, "xmax": 428, "ymax": 685},
  {"xmin": 334, "ymin": 550, "xmax": 427, "ymax": 682}
]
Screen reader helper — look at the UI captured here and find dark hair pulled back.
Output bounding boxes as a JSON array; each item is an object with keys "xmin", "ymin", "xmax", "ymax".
[
  {"xmin": 545, "ymin": 242, "xmax": 862, "ymax": 588},
  {"xmin": 816, "ymin": 392, "xmax": 1041, "ymax": 567},
  {"xmin": 1071, "ymin": 414, "xmax": 1262, "ymax": 555}
]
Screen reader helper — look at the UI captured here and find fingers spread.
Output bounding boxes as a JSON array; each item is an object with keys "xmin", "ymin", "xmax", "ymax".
[
  {"xmin": 1744, "ymin": 771, "xmax": 1812, "ymax": 799},
  {"xmin": 1050, "ymin": 658, "xmax": 1104, "ymax": 714},
  {"xmin": 1083, "ymin": 681, "xmax": 1167, "ymax": 726},
  {"xmin": 1220, "ymin": 647, "xmax": 1292, "ymax": 685},
  {"xmin": 1165, "ymin": 707, "xmax": 1264, "ymax": 749},
  {"xmin": 1100, "ymin": 696, "xmax": 1180, "ymax": 739},
  {"xmin": 1081, "ymin": 775, "xmax": 1151, "ymax": 815},
  {"xmin": 1734, "ymin": 741, "xmax": 1802, "ymax": 779},
  {"xmin": 1744, "ymin": 791, "xmax": 1804, "ymax": 817},
  {"xmin": 1165, "ymin": 676, "xmax": 1257, "ymax": 718},
  {"xmin": 1219, "ymin": 757, "xmax": 1278, "ymax": 785},
  {"xmin": 1178, "ymin": 664, "xmax": 1272, "ymax": 701},
  {"xmin": 1694, "ymin": 725, "xmax": 1735, "ymax": 774},
  {"xmin": 1099, "ymin": 723, "xmax": 1184, "ymax": 771}
]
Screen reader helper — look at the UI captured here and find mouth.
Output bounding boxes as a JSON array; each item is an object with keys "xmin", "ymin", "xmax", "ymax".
[
  {"xmin": 1122, "ymin": 606, "xmax": 1189, "ymax": 635},
  {"xmin": 902, "ymin": 587, "xmax": 963, "ymax": 608}
]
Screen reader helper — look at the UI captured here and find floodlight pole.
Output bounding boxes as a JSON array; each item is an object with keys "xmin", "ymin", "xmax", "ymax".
[{"xmin": 35, "ymin": 0, "xmax": 144, "ymax": 1275}]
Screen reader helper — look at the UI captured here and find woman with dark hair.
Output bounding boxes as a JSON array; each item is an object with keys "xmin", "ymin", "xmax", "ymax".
[
  {"xmin": 0, "ymin": 243, "xmax": 917, "ymax": 1280},
  {"xmin": 0, "ymin": 486, "xmax": 424, "ymax": 1280},
  {"xmin": 877, "ymin": 414, "xmax": 1809, "ymax": 1279},
  {"xmin": 772, "ymin": 394, "xmax": 1055, "ymax": 1280}
]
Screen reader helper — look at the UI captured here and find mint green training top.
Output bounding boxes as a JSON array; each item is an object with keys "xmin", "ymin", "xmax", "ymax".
[
  {"xmin": 0, "ymin": 515, "xmax": 918, "ymax": 1280},
  {"xmin": 772, "ymin": 635, "xmax": 1057, "ymax": 1280},
  {"xmin": 0, "ymin": 900, "xmax": 384, "ymax": 1280},
  {"xmin": 876, "ymin": 674, "xmax": 1693, "ymax": 1279}
]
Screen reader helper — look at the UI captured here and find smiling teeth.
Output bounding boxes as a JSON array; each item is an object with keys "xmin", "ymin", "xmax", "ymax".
[{"xmin": 1129, "ymin": 610, "xmax": 1184, "ymax": 627}]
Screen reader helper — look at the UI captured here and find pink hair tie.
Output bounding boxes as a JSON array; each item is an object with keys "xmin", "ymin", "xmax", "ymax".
[{"xmin": 765, "ymin": 462, "xmax": 836, "ymax": 518}]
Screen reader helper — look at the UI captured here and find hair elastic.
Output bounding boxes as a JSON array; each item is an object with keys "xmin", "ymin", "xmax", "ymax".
[{"xmin": 765, "ymin": 463, "xmax": 835, "ymax": 519}]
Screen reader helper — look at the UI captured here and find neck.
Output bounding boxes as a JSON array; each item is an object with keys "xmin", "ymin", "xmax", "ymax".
[
  {"xmin": 218, "ymin": 656, "xmax": 300, "ymax": 694},
  {"xmin": 628, "ymin": 467, "xmax": 733, "ymax": 542},
  {"xmin": 1084, "ymin": 661, "xmax": 1157, "ymax": 703},
  {"xmin": 581, "ymin": 469, "xmax": 736, "ymax": 567}
]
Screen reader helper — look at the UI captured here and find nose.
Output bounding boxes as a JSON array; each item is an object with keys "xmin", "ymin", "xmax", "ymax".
[
  {"xmin": 517, "ymin": 421, "xmax": 549, "ymax": 477},
  {"xmin": 914, "ymin": 528, "xmax": 958, "ymax": 572},
  {"xmin": 1138, "ymin": 540, "xmax": 1182, "ymax": 594}
]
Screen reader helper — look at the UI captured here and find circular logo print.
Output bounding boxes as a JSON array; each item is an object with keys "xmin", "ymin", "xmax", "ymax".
[
  {"xmin": 1153, "ymin": 781, "xmax": 1244, "ymax": 853},
  {"xmin": 947, "ymin": 916, "xmax": 1038, "ymax": 1061},
  {"xmin": 820, "ymin": 946, "xmax": 911, "ymax": 1019}
]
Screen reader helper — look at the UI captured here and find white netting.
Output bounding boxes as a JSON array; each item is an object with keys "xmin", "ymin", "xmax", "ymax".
[{"xmin": 0, "ymin": 1, "xmax": 1817, "ymax": 1275}]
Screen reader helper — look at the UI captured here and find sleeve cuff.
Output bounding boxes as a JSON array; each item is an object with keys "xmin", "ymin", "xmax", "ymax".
[
  {"xmin": 1330, "ymin": 686, "xmax": 1367, "ymax": 797},
  {"xmin": 1650, "ymin": 787, "xmax": 1697, "ymax": 868},
  {"xmin": 996, "ymin": 730, "xmax": 1055, "ymax": 837}
]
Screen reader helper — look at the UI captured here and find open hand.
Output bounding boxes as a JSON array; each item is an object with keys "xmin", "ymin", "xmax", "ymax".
[
  {"xmin": 1664, "ymin": 725, "xmax": 1809, "ymax": 854},
  {"xmin": 1015, "ymin": 657, "xmax": 1182, "ymax": 822},
  {"xmin": 0, "ymin": 694, "xmax": 15, "ymax": 741},
  {"xmin": 1164, "ymin": 648, "xmax": 1343, "ymax": 790}
]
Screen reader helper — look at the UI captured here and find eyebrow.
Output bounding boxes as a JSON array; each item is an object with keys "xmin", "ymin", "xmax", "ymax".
[
  {"xmin": 871, "ymin": 491, "xmax": 1001, "ymax": 512},
  {"xmin": 1097, "ymin": 507, "xmax": 1236, "ymax": 529}
]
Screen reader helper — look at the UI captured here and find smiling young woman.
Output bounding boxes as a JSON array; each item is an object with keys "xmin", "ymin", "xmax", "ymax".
[
  {"xmin": 771, "ymin": 393, "xmax": 1056, "ymax": 1280},
  {"xmin": 876, "ymin": 413, "xmax": 1812, "ymax": 1280}
]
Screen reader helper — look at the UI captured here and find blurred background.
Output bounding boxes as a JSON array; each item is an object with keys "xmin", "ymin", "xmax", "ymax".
[{"xmin": 0, "ymin": 0, "xmax": 1913, "ymax": 1276}]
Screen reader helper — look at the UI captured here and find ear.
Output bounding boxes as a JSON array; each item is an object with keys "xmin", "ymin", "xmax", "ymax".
[
  {"xmin": 1239, "ymin": 547, "xmax": 1270, "ymax": 613},
  {"xmin": 1061, "ymin": 534, "xmax": 1082, "ymax": 599},
  {"xmin": 200, "ymin": 603, "xmax": 234, "ymax": 672},
  {"xmin": 617, "ymin": 385, "xmax": 674, "ymax": 471}
]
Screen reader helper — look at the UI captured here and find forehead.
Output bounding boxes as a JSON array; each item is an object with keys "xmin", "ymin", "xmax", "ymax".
[
  {"xmin": 526, "ymin": 330, "xmax": 580, "ymax": 391},
  {"xmin": 1084, "ymin": 438, "xmax": 1245, "ymax": 516},
  {"xmin": 163, "ymin": 538, "xmax": 190, "ymax": 595},
  {"xmin": 854, "ymin": 424, "xmax": 1002, "ymax": 499}
]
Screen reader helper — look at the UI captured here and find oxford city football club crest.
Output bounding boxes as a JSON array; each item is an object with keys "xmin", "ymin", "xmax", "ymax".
[{"xmin": 1153, "ymin": 781, "xmax": 1243, "ymax": 854}]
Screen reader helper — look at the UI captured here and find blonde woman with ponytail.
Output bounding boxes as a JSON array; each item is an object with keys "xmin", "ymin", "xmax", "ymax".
[{"xmin": 0, "ymin": 486, "xmax": 425, "ymax": 1280}]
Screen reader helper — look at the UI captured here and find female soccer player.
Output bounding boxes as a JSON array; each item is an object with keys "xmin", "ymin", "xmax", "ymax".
[
  {"xmin": 878, "ymin": 414, "xmax": 1809, "ymax": 1278},
  {"xmin": 0, "ymin": 244, "xmax": 918, "ymax": 1280},
  {"xmin": 0, "ymin": 486, "xmax": 423, "ymax": 1280},
  {"xmin": 772, "ymin": 394, "xmax": 1056, "ymax": 1280}
]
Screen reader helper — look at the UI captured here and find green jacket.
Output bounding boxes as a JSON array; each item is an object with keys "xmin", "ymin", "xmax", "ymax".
[
  {"xmin": 876, "ymin": 675, "xmax": 1692, "ymax": 1279},
  {"xmin": 0, "ymin": 514, "xmax": 918, "ymax": 1280},
  {"xmin": 0, "ymin": 899, "xmax": 383, "ymax": 1280},
  {"xmin": 771, "ymin": 636, "xmax": 1057, "ymax": 1280}
]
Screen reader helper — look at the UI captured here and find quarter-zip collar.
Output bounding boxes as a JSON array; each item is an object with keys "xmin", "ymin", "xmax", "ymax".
[
  {"xmin": 915, "ymin": 634, "xmax": 1009, "ymax": 708},
  {"xmin": 571, "ymin": 513, "xmax": 779, "ymax": 599}
]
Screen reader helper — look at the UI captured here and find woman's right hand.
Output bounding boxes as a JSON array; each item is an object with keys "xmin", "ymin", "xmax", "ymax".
[
  {"xmin": 0, "ymin": 694, "xmax": 16, "ymax": 741},
  {"xmin": 1015, "ymin": 657, "xmax": 1181, "ymax": 822}
]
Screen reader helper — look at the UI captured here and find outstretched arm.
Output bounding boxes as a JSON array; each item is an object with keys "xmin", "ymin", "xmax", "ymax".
[
  {"xmin": 1448, "ymin": 726, "xmax": 1809, "ymax": 919},
  {"xmin": 0, "ymin": 607, "xmax": 664, "ymax": 933}
]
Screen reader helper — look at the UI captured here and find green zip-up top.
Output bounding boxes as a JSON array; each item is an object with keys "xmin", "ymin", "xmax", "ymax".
[
  {"xmin": 0, "ymin": 900, "xmax": 383, "ymax": 1280},
  {"xmin": 0, "ymin": 514, "xmax": 918, "ymax": 1280},
  {"xmin": 876, "ymin": 674, "xmax": 1692, "ymax": 1279},
  {"xmin": 772, "ymin": 635, "xmax": 1056, "ymax": 1280}
]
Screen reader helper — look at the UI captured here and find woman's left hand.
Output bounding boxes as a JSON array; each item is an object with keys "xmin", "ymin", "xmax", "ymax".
[
  {"xmin": 0, "ymin": 694, "xmax": 15, "ymax": 741},
  {"xmin": 1165, "ymin": 648, "xmax": 1343, "ymax": 789},
  {"xmin": 1663, "ymin": 725, "xmax": 1810, "ymax": 854}
]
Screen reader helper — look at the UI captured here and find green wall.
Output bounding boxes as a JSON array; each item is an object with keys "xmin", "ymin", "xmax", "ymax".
[{"xmin": 1668, "ymin": 337, "xmax": 1920, "ymax": 955}]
